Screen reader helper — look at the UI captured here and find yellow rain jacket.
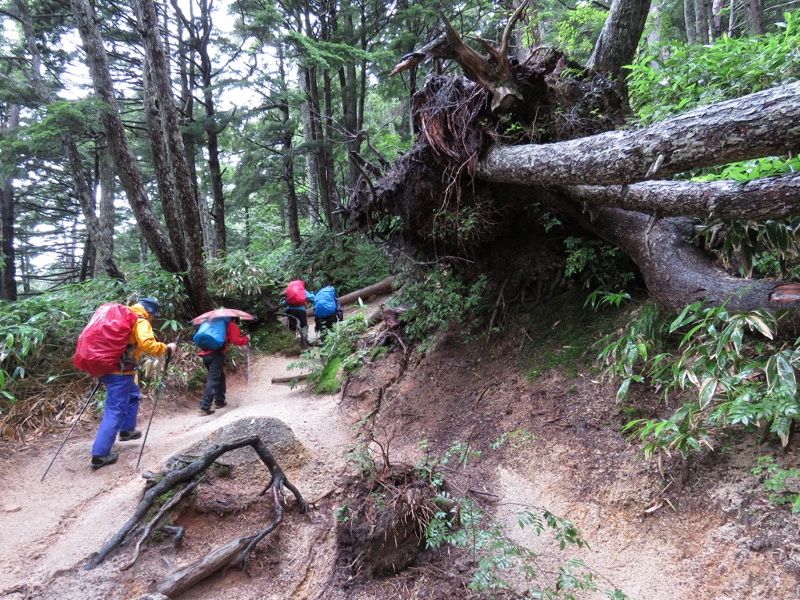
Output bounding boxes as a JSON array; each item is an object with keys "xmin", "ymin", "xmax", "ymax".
[{"xmin": 114, "ymin": 303, "xmax": 169, "ymax": 374}]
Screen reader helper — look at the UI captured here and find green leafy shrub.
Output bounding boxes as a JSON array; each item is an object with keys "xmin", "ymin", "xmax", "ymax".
[
  {"xmin": 419, "ymin": 441, "xmax": 626, "ymax": 597},
  {"xmin": 0, "ymin": 268, "xmax": 187, "ymax": 426},
  {"xmin": 276, "ymin": 229, "xmax": 394, "ymax": 294},
  {"xmin": 688, "ymin": 155, "xmax": 800, "ymax": 279},
  {"xmin": 752, "ymin": 456, "xmax": 800, "ymax": 512},
  {"xmin": 599, "ymin": 300, "xmax": 800, "ymax": 457},
  {"xmin": 627, "ymin": 11, "xmax": 800, "ymax": 125},
  {"xmin": 390, "ymin": 268, "xmax": 487, "ymax": 348},
  {"xmin": 564, "ymin": 237, "xmax": 636, "ymax": 291},
  {"xmin": 290, "ymin": 307, "xmax": 373, "ymax": 393}
]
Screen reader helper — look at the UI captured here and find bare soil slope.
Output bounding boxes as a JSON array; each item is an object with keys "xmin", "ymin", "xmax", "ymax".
[{"xmin": 1, "ymin": 305, "xmax": 799, "ymax": 599}]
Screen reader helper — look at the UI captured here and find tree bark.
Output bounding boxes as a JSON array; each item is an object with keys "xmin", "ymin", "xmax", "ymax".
[
  {"xmin": 577, "ymin": 207, "xmax": 793, "ymax": 312},
  {"xmin": 743, "ymin": 0, "xmax": 764, "ymax": 34},
  {"xmin": 684, "ymin": 0, "xmax": 697, "ymax": 44},
  {"xmin": 565, "ymin": 173, "xmax": 800, "ymax": 220},
  {"xmin": 0, "ymin": 104, "xmax": 19, "ymax": 300},
  {"xmin": 69, "ymin": 0, "xmax": 180, "ymax": 273},
  {"xmin": 133, "ymin": 0, "xmax": 213, "ymax": 312},
  {"xmin": 587, "ymin": 0, "xmax": 652, "ymax": 79},
  {"xmin": 277, "ymin": 43, "xmax": 301, "ymax": 245},
  {"xmin": 195, "ymin": 0, "xmax": 227, "ymax": 255},
  {"xmin": 478, "ymin": 81, "xmax": 800, "ymax": 186}
]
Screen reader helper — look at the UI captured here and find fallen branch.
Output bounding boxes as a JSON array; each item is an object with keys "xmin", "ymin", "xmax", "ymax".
[{"xmin": 271, "ymin": 373, "xmax": 310, "ymax": 385}]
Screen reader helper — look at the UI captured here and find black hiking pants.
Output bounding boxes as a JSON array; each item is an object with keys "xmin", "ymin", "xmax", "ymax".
[{"xmin": 200, "ymin": 351, "xmax": 226, "ymax": 409}]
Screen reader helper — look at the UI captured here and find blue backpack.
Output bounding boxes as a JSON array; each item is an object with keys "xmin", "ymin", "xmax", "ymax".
[
  {"xmin": 314, "ymin": 286, "xmax": 338, "ymax": 318},
  {"xmin": 193, "ymin": 318, "xmax": 230, "ymax": 350}
]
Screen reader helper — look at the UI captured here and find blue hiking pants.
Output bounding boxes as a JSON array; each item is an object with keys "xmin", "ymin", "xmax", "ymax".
[{"xmin": 91, "ymin": 373, "xmax": 140, "ymax": 457}]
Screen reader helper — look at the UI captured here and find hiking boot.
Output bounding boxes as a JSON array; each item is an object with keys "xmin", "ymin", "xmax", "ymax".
[
  {"xmin": 91, "ymin": 452, "xmax": 119, "ymax": 470},
  {"xmin": 214, "ymin": 401, "xmax": 227, "ymax": 408},
  {"xmin": 119, "ymin": 430, "xmax": 142, "ymax": 441},
  {"xmin": 197, "ymin": 407, "xmax": 215, "ymax": 416}
]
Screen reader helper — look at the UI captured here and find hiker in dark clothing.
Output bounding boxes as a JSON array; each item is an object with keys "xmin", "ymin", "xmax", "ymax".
[
  {"xmin": 313, "ymin": 285, "xmax": 343, "ymax": 338},
  {"xmin": 197, "ymin": 318, "xmax": 250, "ymax": 415},
  {"xmin": 91, "ymin": 298, "xmax": 178, "ymax": 470},
  {"xmin": 281, "ymin": 280, "xmax": 315, "ymax": 339}
]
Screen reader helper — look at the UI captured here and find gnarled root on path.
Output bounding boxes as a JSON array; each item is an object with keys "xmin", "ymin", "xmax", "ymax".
[{"xmin": 86, "ymin": 435, "xmax": 307, "ymax": 580}]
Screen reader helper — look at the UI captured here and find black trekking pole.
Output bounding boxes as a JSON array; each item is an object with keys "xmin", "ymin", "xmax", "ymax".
[
  {"xmin": 136, "ymin": 347, "xmax": 172, "ymax": 469},
  {"xmin": 41, "ymin": 379, "xmax": 102, "ymax": 482},
  {"xmin": 246, "ymin": 343, "xmax": 251, "ymax": 403}
]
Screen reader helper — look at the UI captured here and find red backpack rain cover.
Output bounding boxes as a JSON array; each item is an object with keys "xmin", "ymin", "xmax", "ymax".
[
  {"xmin": 285, "ymin": 280, "xmax": 306, "ymax": 306},
  {"xmin": 74, "ymin": 303, "xmax": 140, "ymax": 378}
]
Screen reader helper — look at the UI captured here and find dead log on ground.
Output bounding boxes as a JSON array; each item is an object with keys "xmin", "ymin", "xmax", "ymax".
[
  {"xmin": 334, "ymin": 276, "xmax": 396, "ymax": 307},
  {"xmin": 271, "ymin": 373, "xmax": 310, "ymax": 385},
  {"xmin": 85, "ymin": 435, "xmax": 306, "ymax": 570}
]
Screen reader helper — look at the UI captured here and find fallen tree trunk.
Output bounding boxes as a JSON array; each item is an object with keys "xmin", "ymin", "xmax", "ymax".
[
  {"xmin": 306, "ymin": 276, "xmax": 396, "ymax": 317},
  {"xmin": 478, "ymin": 81, "xmax": 800, "ymax": 186},
  {"xmin": 564, "ymin": 172, "xmax": 800, "ymax": 220},
  {"xmin": 337, "ymin": 276, "xmax": 396, "ymax": 306}
]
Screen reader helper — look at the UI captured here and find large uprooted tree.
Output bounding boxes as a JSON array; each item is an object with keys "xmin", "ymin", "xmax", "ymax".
[{"xmin": 348, "ymin": 1, "xmax": 800, "ymax": 316}]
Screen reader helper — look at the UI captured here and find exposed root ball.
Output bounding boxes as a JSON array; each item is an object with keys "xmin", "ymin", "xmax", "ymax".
[{"xmin": 335, "ymin": 464, "xmax": 440, "ymax": 578}]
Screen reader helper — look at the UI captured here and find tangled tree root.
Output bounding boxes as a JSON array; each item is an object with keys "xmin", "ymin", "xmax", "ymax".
[
  {"xmin": 335, "ymin": 462, "xmax": 446, "ymax": 578},
  {"xmin": 87, "ymin": 435, "xmax": 306, "ymax": 597}
]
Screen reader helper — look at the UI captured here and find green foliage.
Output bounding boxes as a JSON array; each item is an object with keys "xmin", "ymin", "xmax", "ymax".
[
  {"xmin": 599, "ymin": 300, "xmax": 800, "ymax": 457},
  {"xmin": 274, "ymin": 229, "xmax": 394, "ymax": 294},
  {"xmin": 689, "ymin": 155, "xmax": 800, "ymax": 279},
  {"xmin": 544, "ymin": 3, "xmax": 607, "ymax": 63},
  {"xmin": 752, "ymin": 456, "xmax": 800, "ymax": 512},
  {"xmin": 206, "ymin": 251, "xmax": 270, "ymax": 298},
  {"xmin": 290, "ymin": 308, "xmax": 373, "ymax": 393},
  {"xmin": 563, "ymin": 237, "xmax": 636, "ymax": 291},
  {"xmin": 390, "ymin": 268, "xmax": 488, "ymax": 348},
  {"xmin": 627, "ymin": 11, "xmax": 800, "ymax": 124}
]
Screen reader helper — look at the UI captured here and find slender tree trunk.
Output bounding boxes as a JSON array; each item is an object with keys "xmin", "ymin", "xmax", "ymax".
[
  {"xmin": 171, "ymin": 1, "xmax": 207, "ymax": 255},
  {"xmin": 278, "ymin": 44, "xmax": 301, "ymax": 245},
  {"xmin": 743, "ymin": 0, "xmax": 764, "ymax": 34},
  {"xmin": 142, "ymin": 63, "xmax": 189, "ymax": 271},
  {"xmin": 587, "ymin": 0, "xmax": 652, "ymax": 95},
  {"xmin": 684, "ymin": 0, "xmax": 697, "ymax": 43},
  {"xmin": 195, "ymin": 0, "xmax": 227, "ymax": 255},
  {"xmin": 96, "ymin": 147, "xmax": 116, "ymax": 278},
  {"xmin": 299, "ymin": 67, "xmax": 319, "ymax": 232},
  {"xmin": 694, "ymin": 0, "xmax": 710, "ymax": 43},
  {"xmin": 590, "ymin": 0, "xmax": 652, "ymax": 70},
  {"xmin": 0, "ymin": 105, "xmax": 18, "ymax": 300},
  {"xmin": 133, "ymin": 0, "xmax": 213, "ymax": 312},
  {"xmin": 69, "ymin": 0, "xmax": 180, "ymax": 273},
  {"xmin": 322, "ymin": 69, "xmax": 337, "ymax": 228},
  {"xmin": 341, "ymin": 10, "xmax": 360, "ymax": 188}
]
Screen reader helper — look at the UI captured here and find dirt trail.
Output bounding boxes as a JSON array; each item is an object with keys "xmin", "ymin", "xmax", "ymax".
[
  {"xmin": 0, "ymin": 354, "xmax": 350, "ymax": 598},
  {"xmin": 1, "ymin": 329, "xmax": 799, "ymax": 599}
]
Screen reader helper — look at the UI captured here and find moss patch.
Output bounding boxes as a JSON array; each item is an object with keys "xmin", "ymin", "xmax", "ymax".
[{"xmin": 521, "ymin": 289, "xmax": 620, "ymax": 380}]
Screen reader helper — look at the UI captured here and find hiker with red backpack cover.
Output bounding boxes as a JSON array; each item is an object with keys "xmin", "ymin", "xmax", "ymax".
[
  {"xmin": 281, "ymin": 280, "xmax": 315, "ymax": 339},
  {"xmin": 194, "ymin": 316, "xmax": 250, "ymax": 416},
  {"xmin": 76, "ymin": 297, "xmax": 177, "ymax": 470}
]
